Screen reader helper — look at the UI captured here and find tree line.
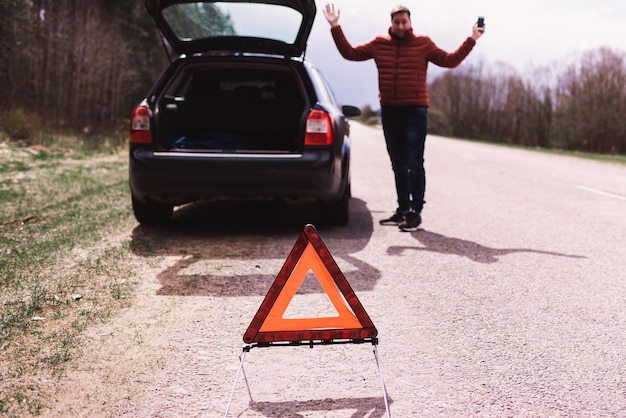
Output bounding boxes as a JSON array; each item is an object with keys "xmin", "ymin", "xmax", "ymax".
[
  {"xmin": 0, "ymin": 0, "xmax": 167, "ymax": 134},
  {"xmin": 1, "ymin": 1, "xmax": 624, "ymax": 155},
  {"xmin": 428, "ymin": 48, "xmax": 626, "ymax": 154}
]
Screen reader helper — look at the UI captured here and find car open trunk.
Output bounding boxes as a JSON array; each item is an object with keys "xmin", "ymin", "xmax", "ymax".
[{"xmin": 154, "ymin": 62, "xmax": 308, "ymax": 153}]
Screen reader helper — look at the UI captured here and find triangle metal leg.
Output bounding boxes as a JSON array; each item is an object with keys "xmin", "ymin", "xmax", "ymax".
[
  {"xmin": 224, "ymin": 339, "xmax": 391, "ymax": 417},
  {"xmin": 224, "ymin": 345, "xmax": 250, "ymax": 418},
  {"xmin": 373, "ymin": 342, "xmax": 391, "ymax": 417}
]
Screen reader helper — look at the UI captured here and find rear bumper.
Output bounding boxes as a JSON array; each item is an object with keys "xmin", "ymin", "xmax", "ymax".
[{"xmin": 129, "ymin": 147, "xmax": 347, "ymax": 205}]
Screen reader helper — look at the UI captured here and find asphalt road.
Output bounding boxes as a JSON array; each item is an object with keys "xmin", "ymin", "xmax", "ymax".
[
  {"xmin": 58, "ymin": 122, "xmax": 626, "ymax": 417},
  {"xmin": 340, "ymin": 123, "xmax": 626, "ymax": 416}
]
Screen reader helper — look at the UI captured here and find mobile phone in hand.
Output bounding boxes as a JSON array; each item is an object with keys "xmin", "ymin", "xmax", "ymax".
[{"xmin": 477, "ymin": 16, "xmax": 485, "ymax": 31}]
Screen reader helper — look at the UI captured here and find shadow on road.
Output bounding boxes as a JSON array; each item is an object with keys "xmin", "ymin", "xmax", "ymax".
[
  {"xmin": 249, "ymin": 396, "xmax": 391, "ymax": 417},
  {"xmin": 387, "ymin": 229, "xmax": 586, "ymax": 263},
  {"xmin": 129, "ymin": 198, "xmax": 380, "ymax": 296}
]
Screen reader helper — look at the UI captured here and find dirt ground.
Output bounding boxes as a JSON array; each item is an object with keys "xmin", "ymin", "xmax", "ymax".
[
  {"xmin": 24, "ymin": 122, "xmax": 626, "ymax": 417},
  {"xmin": 39, "ymin": 211, "xmax": 389, "ymax": 418}
]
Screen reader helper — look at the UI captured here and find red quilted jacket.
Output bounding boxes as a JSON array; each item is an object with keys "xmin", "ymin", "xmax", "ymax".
[{"xmin": 330, "ymin": 26, "xmax": 476, "ymax": 107}]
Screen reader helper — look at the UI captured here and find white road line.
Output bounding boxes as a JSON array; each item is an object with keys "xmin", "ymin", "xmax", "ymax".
[{"xmin": 576, "ymin": 185, "xmax": 626, "ymax": 201}]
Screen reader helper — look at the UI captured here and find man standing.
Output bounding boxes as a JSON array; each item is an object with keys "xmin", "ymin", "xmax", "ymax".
[{"xmin": 324, "ymin": 4, "xmax": 485, "ymax": 231}]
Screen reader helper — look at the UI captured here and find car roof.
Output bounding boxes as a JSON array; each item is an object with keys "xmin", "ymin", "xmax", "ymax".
[{"xmin": 145, "ymin": 0, "xmax": 316, "ymax": 58}]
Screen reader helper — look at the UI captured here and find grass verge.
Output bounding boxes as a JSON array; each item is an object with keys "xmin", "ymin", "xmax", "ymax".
[{"xmin": 0, "ymin": 137, "xmax": 138, "ymax": 416}]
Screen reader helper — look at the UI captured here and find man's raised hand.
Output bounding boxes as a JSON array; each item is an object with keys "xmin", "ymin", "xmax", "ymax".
[{"xmin": 324, "ymin": 3, "xmax": 340, "ymax": 28}]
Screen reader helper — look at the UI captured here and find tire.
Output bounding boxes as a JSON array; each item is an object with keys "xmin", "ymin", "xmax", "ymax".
[
  {"xmin": 320, "ymin": 183, "xmax": 350, "ymax": 226},
  {"xmin": 131, "ymin": 195, "xmax": 173, "ymax": 226}
]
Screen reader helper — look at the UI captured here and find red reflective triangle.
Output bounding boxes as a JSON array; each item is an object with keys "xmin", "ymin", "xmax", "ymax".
[{"xmin": 243, "ymin": 225, "xmax": 377, "ymax": 344}]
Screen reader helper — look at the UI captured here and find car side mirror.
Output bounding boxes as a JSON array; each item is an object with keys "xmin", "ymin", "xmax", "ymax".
[{"xmin": 342, "ymin": 105, "xmax": 361, "ymax": 118}]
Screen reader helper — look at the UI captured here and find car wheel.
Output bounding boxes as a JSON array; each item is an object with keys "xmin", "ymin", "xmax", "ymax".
[
  {"xmin": 320, "ymin": 183, "xmax": 350, "ymax": 226},
  {"xmin": 132, "ymin": 195, "xmax": 173, "ymax": 226}
]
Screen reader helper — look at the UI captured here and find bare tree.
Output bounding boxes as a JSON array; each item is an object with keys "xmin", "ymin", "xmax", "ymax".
[
  {"xmin": 0, "ymin": 0, "xmax": 167, "ymax": 133},
  {"xmin": 429, "ymin": 50, "xmax": 625, "ymax": 155},
  {"xmin": 554, "ymin": 48, "xmax": 626, "ymax": 153}
]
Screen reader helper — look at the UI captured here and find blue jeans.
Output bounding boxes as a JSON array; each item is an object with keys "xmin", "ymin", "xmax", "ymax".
[{"xmin": 381, "ymin": 106, "xmax": 427, "ymax": 214}]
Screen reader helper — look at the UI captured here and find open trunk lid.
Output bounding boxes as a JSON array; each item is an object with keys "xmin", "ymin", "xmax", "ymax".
[{"xmin": 145, "ymin": 0, "xmax": 316, "ymax": 59}]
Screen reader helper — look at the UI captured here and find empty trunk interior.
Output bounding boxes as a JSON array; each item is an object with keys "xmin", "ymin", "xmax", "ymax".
[{"xmin": 156, "ymin": 65, "xmax": 307, "ymax": 152}]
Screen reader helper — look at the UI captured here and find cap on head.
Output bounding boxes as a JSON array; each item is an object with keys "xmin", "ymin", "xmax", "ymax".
[{"xmin": 390, "ymin": 5, "xmax": 410, "ymax": 18}]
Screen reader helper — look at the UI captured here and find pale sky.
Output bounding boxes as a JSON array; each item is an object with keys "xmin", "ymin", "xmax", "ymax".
[{"xmin": 305, "ymin": 0, "xmax": 626, "ymax": 108}]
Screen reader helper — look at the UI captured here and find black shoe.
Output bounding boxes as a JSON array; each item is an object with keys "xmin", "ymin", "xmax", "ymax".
[
  {"xmin": 379, "ymin": 211, "xmax": 405, "ymax": 226},
  {"xmin": 399, "ymin": 212, "xmax": 421, "ymax": 232}
]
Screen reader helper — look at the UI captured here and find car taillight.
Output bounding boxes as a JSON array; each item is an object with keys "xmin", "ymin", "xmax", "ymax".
[
  {"xmin": 129, "ymin": 106, "xmax": 152, "ymax": 144},
  {"xmin": 305, "ymin": 109, "xmax": 334, "ymax": 146}
]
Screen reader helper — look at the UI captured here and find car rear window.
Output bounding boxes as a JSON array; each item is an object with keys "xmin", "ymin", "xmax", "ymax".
[{"xmin": 162, "ymin": 2, "xmax": 303, "ymax": 45}]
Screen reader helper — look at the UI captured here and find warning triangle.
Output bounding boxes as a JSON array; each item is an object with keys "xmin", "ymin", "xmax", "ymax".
[{"xmin": 243, "ymin": 225, "xmax": 377, "ymax": 344}]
